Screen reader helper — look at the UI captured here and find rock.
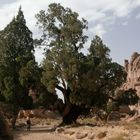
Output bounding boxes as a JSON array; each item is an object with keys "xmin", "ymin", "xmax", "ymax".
[
  {"xmin": 17, "ymin": 123, "xmax": 26, "ymax": 128},
  {"xmin": 55, "ymin": 127, "xmax": 64, "ymax": 133},
  {"xmin": 76, "ymin": 132, "xmax": 88, "ymax": 139},
  {"xmin": 18, "ymin": 110, "xmax": 34, "ymax": 118},
  {"xmin": 119, "ymin": 105, "xmax": 131, "ymax": 114},
  {"xmin": 18, "ymin": 109, "xmax": 61, "ymax": 119},
  {"xmin": 64, "ymin": 130, "xmax": 75, "ymax": 135},
  {"xmin": 107, "ymin": 111, "xmax": 121, "ymax": 121},
  {"xmin": 88, "ymin": 133, "xmax": 94, "ymax": 139},
  {"xmin": 97, "ymin": 131, "xmax": 107, "ymax": 139},
  {"xmin": 43, "ymin": 110, "xmax": 61, "ymax": 119},
  {"xmin": 123, "ymin": 52, "xmax": 140, "ymax": 97}
]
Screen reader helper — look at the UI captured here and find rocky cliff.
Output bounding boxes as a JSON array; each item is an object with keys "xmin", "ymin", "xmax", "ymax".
[{"xmin": 122, "ymin": 52, "xmax": 140, "ymax": 97}]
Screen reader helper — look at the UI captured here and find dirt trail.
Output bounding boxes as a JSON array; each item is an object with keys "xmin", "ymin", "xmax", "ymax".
[
  {"xmin": 13, "ymin": 120, "xmax": 140, "ymax": 140},
  {"xmin": 14, "ymin": 132, "xmax": 72, "ymax": 140},
  {"xmin": 14, "ymin": 127, "xmax": 73, "ymax": 140}
]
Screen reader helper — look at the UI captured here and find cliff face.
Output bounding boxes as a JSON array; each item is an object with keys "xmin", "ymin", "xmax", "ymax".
[{"xmin": 122, "ymin": 52, "xmax": 140, "ymax": 96}]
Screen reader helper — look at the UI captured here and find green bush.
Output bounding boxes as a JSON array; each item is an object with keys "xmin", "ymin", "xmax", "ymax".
[{"xmin": 115, "ymin": 88, "xmax": 139, "ymax": 105}]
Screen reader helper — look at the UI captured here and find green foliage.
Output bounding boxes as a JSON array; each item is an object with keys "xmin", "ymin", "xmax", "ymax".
[
  {"xmin": 70, "ymin": 36, "xmax": 126, "ymax": 107},
  {"xmin": 35, "ymin": 86, "xmax": 57, "ymax": 108},
  {"xmin": 20, "ymin": 96, "xmax": 33, "ymax": 109},
  {"xmin": 0, "ymin": 7, "xmax": 36, "ymax": 109},
  {"xmin": 36, "ymin": 3, "xmax": 88, "ymax": 96},
  {"xmin": 36, "ymin": 3, "xmax": 88, "ymax": 50},
  {"xmin": 36, "ymin": 3, "xmax": 126, "ymax": 111},
  {"xmin": 19, "ymin": 60, "xmax": 40, "ymax": 88},
  {"xmin": 0, "ymin": 93, "xmax": 5, "ymax": 102},
  {"xmin": 115, "ymin": 88, "xmax": 139, "ymax": 105}
]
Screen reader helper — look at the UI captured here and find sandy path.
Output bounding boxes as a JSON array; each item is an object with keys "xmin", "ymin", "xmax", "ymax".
[
  {"xmin": 13, "ymin": 125, "xmax": 73, "ymax": 140},
  {"xmin": 14, "ymin": 132, "xmax": 72, "ymax": 140},
  {"xmin": 13, "ymin": 121, "xmax": 140, "ymax": 140}
]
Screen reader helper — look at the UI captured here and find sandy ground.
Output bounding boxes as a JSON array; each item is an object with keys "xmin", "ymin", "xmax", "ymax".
[
  {"xmin": 14, "ymin": 119, "xmax": 73, "ymax": 140},
  {"xmin": 13, "ymin": 118, "xmax": 140, "ymax": 140},
  {"xmin": 14, "ymin": 131, "xmax": 72, "ymax": 140}
]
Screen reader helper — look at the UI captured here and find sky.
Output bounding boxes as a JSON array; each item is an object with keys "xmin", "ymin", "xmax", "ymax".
[{"xmin": 1, "ymin": 0, "xmax": 140, "ymax": 66}]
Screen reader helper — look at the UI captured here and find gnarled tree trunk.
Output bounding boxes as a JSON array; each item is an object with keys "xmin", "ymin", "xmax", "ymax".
[
  {"xmin": 56, "ymin": 86, "xmax": 83, "ymax": 125},
  {"xmin": 55, "ymin": 98, "xmax": 82, "ymax": 125},
  {"xmin": 62, "ymin": 104, "xmax": 81, "ymax": 125},
  {"xmin": 11, "ymin": 107, "xmax": 19, "ymax": 129}
]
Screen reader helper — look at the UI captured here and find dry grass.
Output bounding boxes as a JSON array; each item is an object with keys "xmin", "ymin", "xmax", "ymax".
[{"xmin": 78, "ymin": 117, "xmax": 103, "ymax": 126}]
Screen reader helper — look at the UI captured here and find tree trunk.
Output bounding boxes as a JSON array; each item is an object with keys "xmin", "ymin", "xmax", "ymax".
[
  {"xmin": 11, "ymin": 108, "xmax": 19, "ymax": 129},
  {"xmin": 61, "ymin": 104, "xmax": 81, "ymax": 125},
  {"xmin": 56, "ymin": 86, "xmax": 82, "ymax": 125},
  {"xmin": 11, "ymin": 115, "xmax": 18, "ymax": 129}
]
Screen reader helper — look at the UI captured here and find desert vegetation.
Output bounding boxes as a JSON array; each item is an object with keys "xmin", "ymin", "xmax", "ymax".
[{"xmin": 0, "ymin": 3, "xmax": 140, "ymax": 140}]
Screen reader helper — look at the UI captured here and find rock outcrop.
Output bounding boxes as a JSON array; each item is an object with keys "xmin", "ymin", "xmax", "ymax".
[
  {"xmin": 18, "ymin": 109, "xmax": 61, "ymax": 119},
  {"xmin": 122, "ymin": 52, "xmax": 140, "ymax": 97}
]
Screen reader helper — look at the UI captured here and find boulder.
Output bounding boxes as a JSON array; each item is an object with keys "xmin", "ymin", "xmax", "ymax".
[
  {"xmin": 55, "ymin": 127, "xmax": 64, "ymax": 133},
  {"xmin": 76, "ymin": 132, "xmax": 87, "ymax": 139},
  {"xmin": 64, "ymin": 130, "xmax": 75, "ymax": 135},
  {"xmin": 107, "ymin": 111, "xmax": 121, "ymax": 121},
  {"xmin": 119, "ymin": 105, "xmax": 131, "ymax": 114},
  {"xmin": 97, "ymin": 131, "xmax": 107, "ymax": 139},
  {"xmin": 88, "ymin": 133, "xmax": 94, "ymax": 139}
]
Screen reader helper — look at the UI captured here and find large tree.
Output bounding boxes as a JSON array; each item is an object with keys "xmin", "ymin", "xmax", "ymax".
[
  {"xmin": 0, "ymin": 7, "xmax": 36, "ymax": 128},
  {"xmin": 36, "ymin": 3, "xmax": 126, "ymax": 124}
]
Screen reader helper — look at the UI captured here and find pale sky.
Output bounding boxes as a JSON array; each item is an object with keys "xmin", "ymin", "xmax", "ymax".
[{"xmin": 1, "ymin": 0, "xmax": 140, "ymax": 66}]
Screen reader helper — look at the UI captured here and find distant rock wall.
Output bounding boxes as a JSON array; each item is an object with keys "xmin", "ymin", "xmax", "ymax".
[{"xmin": 122, "ymin": 52, "xmax": 140, "ymax": 97}]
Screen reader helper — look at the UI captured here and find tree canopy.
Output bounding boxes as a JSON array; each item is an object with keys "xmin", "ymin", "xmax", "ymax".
[
  {"xmin": 0, "ymin": 7, "xmax": 35, "ymax": 107},
  {"xmin": 0, "ymin": 8, "xmax": 44, "ymax": 129},
  {"xmin": 36, "ymin": 3, "xmax": 127, "ymax": 124}
]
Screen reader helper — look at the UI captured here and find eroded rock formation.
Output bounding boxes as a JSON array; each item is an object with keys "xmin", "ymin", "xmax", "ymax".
[{"xmin": 122, "ymin": 52, "xmax": 140, "ymax": 97}]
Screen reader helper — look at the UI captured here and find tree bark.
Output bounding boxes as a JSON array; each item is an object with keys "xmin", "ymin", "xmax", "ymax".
[
  {"xmin": 11, "ymin": 107, "xmax": 19, "ymax": 129},
  {"xmin": 61, "ymin": 104, "xmax": 81, "ymax": 125},
  {"xmin": 56, "ymin": 86, "xmax": 82, "ymax": 125}
]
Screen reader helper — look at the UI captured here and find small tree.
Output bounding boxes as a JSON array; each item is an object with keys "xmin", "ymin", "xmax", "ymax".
[{"xmin": 0, "ymin": 7, "xmax": 36, "ymax": 128}]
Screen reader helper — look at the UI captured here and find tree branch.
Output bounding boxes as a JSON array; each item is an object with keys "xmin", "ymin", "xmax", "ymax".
[
  {"xmin": 56, "ymin": 85, "xmax": 70, "ymax": 104},
  {"xmin": 56, "ymin": 85, "xmax": 64, "ymax": 92}
]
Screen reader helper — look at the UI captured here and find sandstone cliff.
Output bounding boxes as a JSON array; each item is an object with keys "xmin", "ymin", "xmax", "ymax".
[{"xmin": 122, "ymin": 52, "xmax": 140, "ymax": 97}]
